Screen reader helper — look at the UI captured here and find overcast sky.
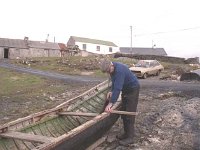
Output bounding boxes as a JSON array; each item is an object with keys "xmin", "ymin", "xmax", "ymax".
[{"xmin": 0, "ymin": 0, "xmax": 200, "ymax": 58}]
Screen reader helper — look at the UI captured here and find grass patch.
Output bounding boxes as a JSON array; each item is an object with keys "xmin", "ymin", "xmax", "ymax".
[
  {"xmin": 0, "ymin": 68, "xmax": 45, "ymax": 95},
  {"xmin": 0, "ymin": 67, "xmax": 72, "ymax": 98}
]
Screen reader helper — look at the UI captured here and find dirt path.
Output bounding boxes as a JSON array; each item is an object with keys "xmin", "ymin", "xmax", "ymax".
[{"xmin": 0, "ymin": 60, "xmax": 103, "ymax": 83}]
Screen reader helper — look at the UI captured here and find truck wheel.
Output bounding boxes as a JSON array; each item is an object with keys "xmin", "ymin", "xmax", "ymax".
[
  {"xmin": 143, "ymin": 73, "xmax": 147, "ymax": 79},
  {"xmin": 156, "ymin": 70, "xmax": 161, "ymax": 76}
]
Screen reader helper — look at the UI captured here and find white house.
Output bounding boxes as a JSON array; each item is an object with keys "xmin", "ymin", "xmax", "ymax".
[{"xmin": 67, "ymin": 36, "xmax": 119, "ymax": 56}]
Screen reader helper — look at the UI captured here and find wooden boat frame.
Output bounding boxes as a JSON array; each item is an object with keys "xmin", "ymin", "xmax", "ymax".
[{"xmin": 0, "ymin": 80, "xmax": 121, "ymax": 150}]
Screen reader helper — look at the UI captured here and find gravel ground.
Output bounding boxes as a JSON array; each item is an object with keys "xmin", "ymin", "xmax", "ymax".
[{"xmin": 93, "ymin": 85, "xmax": 200, "ymax": 150}]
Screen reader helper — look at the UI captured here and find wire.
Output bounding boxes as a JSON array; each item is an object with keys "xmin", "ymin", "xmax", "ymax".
[{"xmin": 135, "ymin": 26, "xmax": 200, "ymax": 37}]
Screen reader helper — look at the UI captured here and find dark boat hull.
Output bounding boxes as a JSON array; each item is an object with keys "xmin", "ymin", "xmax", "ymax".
[{"xmin": 54, "ymin": 113, "xmax": 119, "ymax": 150}]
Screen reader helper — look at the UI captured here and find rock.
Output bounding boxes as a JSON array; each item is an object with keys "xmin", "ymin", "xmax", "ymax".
[{"xmin": 107, "ymin": 134, "xmax": 116, "ymax": 143}]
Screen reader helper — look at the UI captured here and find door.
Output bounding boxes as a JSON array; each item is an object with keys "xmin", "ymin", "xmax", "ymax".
[{"xmin": 4, "ymin": 48, "xmax": 9, "ymax": 58}]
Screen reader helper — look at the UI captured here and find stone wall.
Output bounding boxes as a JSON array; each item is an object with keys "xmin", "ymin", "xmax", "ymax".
[
  {"xmin": 184, "ymin": 57, "xmax": 199, "ymax": 64},
  {"xmin": 114, "ymin": 53, "xmax": 199, "ymax": 64},
  {"xmin": 0, "ymin": 48, "xmax": 4, "ymax": 59},
  {"xmin": 0, "ymin": 47, "xmax": 61, "ymax": 59}
]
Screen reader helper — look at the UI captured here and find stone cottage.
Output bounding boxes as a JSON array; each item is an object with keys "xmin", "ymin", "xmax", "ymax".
[{"xmin": 0, "ymin": 37, "xmax": 61, "ymax": 59}]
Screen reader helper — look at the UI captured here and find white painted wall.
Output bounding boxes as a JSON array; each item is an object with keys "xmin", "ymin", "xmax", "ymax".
[{"xmin": 75, "ymin": 42, "xmax": 119, "ymax": 55}]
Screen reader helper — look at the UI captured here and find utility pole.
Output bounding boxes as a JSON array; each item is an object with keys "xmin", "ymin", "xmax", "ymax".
[
  {"xmin": 46, "ymin": 34, "xmax": 49, "ymax": 42},
  {"xmin": 152, "ymin": 40, "xmax": 156, "ymax": 48},
  {"xmin": 130, "ymin": 26, "xmax": 133, "ymax": 54}
]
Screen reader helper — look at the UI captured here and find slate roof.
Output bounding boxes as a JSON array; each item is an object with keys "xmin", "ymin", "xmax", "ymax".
[
  {"xmin": 0, "ymin": 38, "xmax": 60, "ymax": 50},
  {"xmin": 28, "ymin": 41, "xmax": 60, "ymax": 49},
  {"xmin": 0, "ymin": 38, "xmax": 27, "ymax": 48},
  {"xmin": 120, "ymin": 47, "xmax": 167, "ymax": 56},
  {"xmin": 70, "ymin": 36, "xmax": 118, "ymax": 47}
]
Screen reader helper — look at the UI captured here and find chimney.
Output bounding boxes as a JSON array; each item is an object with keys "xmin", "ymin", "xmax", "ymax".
[
  {"xmin": 46, "ymin": 34, "xmax": 49, "ymax": 42},
  {"xmin": 24, "ymin": 37, "xmax": 29, "ymax": 47},
  {"xmin": 24, "ymin": 37, "xmax": 29, "ymax": 41}
]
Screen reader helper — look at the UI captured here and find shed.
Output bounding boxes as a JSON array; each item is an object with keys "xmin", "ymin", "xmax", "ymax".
[
  {"xmin": 119, "ymin": 47, "xmax": 167, "ymax": 56},
  {"xmin": 0, "ymin": 38, "xmax": 28, "ymax": 59}
]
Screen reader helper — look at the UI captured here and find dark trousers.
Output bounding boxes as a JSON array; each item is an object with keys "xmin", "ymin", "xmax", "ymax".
[{"xmin": 121, "ymin": 86, "xmax": 140, "ymax": 138}]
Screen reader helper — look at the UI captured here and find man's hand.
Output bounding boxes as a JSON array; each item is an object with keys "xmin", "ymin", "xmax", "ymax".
[
  {"xmin": 105, "ymin": 102, "xmax": 113, "ymax": 112},
  {"xmin": 107, "ymin": 92, "xmax": 112, "ymax": 99}
]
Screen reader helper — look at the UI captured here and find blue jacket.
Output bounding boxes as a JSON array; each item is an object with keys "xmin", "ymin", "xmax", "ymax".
[{"xmin": 110, "ymin": 62, "xmax": 139, "ymax": 103}]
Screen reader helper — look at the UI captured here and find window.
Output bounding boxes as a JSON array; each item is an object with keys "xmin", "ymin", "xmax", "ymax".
[
  {"xmin": 82, "ymin": 44, "xmax": 86, "ymax": 50},
  {"xmin": 109, "ymin": 47, "xmax": 112, "ymax": 52},
  {"xmin": 149, "ymin": 62, "xmax": 154, "ymax": 67},
  {"xmin": 96, "ymin": 46, "xmax": 100, "ymax": 51},
  {"xmin": 151, "ymin": 60, "xmax": 159, "ymax": 67},
  {"xmin": 154, "ymin": 60, "xmax": 160, "ymax": 66}
]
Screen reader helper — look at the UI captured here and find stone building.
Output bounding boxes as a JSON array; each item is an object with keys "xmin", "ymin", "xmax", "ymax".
[
  {"xmin": 0, "ymin": 37, "xmax": 61, "ymax": 59},
  {"xmin": 120, "ymin": 47, "xmax": 167, "ymax": 56}
]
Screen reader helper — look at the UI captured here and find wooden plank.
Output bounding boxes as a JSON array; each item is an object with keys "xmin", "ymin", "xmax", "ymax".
[
  {"xmin": 110, "ymin": 110, "xmax": 138, "ymax": 116},
  {"xmin": 58, "ymin": 112, "xmax": 99, "ymax": 117},
  {"xmin": 0, "ymin": 131, "xmax": 55, "ymax": 143},
  {"xmin": 59, "ymin": 110, "xmax": 137, "ymax": 117}
]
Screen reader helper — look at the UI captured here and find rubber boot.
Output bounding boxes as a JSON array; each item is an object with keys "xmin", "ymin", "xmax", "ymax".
[
  {"xmin": 116, "ymin": 118, "xmax": 128, "ymax": 140},
  {"xmin": 119, "ymin": 117, "xmax": 135, "ymax": 146},
  {"xmin": 119, "ymin": 130, "xmax": 134, "ymax": 146}
]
